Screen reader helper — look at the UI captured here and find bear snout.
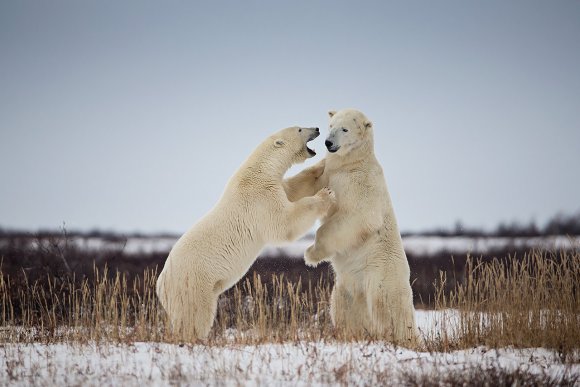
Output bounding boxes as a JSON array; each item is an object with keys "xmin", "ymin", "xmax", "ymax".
[
  {"xmin": 325, "ymin": 139, "xmax": 340, "ymax": 153},
  {"xmin": 307, "ymin": 128, "xmax": 320, "ymax": 141}
]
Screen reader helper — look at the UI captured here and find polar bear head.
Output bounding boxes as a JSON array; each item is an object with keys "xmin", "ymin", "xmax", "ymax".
[
  {"xmin": 272, "ymin": 126, "xmax": 320, "ymax": 164},
  {"xmin": 324, "ymin": 109, "xmax": 373, "ymax": 156}
]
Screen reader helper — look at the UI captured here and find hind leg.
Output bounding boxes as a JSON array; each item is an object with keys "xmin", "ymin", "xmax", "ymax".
[
  {"xmin": 170, "ymin": 285, "xmax": 219, "ymax": 341},
  {"xmin": 330, "ymin": 282, "xmax": 369, "ymax": 337},
  {"xmin": 194, "ymin": 293, "xmax": 219, "ymax": 340},
  {"xmin": 367, "ymin": 286, "xmax": 418, "ymax": 347}
]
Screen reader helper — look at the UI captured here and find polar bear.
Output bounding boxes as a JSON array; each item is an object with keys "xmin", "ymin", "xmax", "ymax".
[
  {"xmin": 284, "ymin": 109, "xmax": 418, "ymax": 346},
  {"xmin": 157, "ymin": 126, "xmax": 335, "ymax": 340}
]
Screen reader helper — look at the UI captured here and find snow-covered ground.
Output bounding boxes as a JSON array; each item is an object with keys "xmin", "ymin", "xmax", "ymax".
[
  {"xmin": 3, "ymin": 342, "xmax": 577, "ymax": 386},
  {"xmin": 1, "ymin": 311, "xmax": 578, "ymax": 386},
  {"xmin": 5, "ymin": 234, "xmax": 578, "ymax": 258}
]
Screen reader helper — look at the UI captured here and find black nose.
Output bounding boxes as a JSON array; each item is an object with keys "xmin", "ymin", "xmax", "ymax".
[
  {"xmin": 315, "ymin": 127, "xmax": 319, "ymax": 132},
  {"xmin": 325, "ymin": 140, "xmax": 333, "ymax": 148}
]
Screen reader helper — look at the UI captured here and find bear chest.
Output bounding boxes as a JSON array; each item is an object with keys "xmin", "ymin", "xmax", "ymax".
[{"xmin": 327, "ymin": 170, "xmax": 362, "ymax": 198}]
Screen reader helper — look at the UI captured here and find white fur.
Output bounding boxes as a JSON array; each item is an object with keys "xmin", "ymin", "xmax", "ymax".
[
  {"xmin": 285, "ymin": 110, "xmax": 418, "ymax": 346},
  {"xmin": 157, "ymin": 126, "xmax": 335, "ymax": 340}
]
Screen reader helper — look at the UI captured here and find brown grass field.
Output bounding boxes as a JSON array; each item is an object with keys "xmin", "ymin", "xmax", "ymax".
[{"xmin": 1, "ymin": 249, "xmax": 578, "ymax": 355}]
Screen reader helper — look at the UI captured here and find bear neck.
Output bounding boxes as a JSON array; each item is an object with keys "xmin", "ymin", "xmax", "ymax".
[
  {"xmin": 326, "ymin": 137, "xmax": 374, "ymax": 170},
  {"xmin": 238, "ymin": 147, "xmax": 294, "ymax": 183}
]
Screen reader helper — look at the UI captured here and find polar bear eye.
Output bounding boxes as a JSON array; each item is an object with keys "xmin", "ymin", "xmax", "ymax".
[
  {"xmin": 342, "ymin": 128, "xmax": 348, "ymax": 133},
  {"xmin": 298, "ymin": 128, "xmax": 302, "ymax": 132}
]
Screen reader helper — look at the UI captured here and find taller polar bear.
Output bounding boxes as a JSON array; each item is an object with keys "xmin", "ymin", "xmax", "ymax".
[
  {"xmin": 157, "ymin": 126, "xmax": 335, "ymax": 340},
  {"xmin": 286, "ymin": 109, "xmax": 418, "ymax": 346}
]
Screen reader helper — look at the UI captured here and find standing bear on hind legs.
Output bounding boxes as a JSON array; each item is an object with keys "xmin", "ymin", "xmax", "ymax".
[
  {"xmin": 157, "ymin": 126, "xmax": 335, "ymax": 341},
  {"xmin": 284, "ymin": 109, "xmax": 418, "ymax": 346}
]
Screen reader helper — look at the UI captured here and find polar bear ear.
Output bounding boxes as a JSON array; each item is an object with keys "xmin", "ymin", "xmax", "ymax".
[
  {"xmin": 274, "ymin": 139, "xmax": 285, "ymax": 148},
  {"xmin": 328, "ymin": 110, "xmax": 337, "ymax": 118},
  {"xmin": 364, "ymin": 120, "xmax": 372, "ymax": 130}
]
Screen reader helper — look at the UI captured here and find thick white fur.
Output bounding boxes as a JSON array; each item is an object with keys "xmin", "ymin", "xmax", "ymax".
[
  {"xmin": 285, "ymin": 110, "xmax": 418, "ymax": 346},
  {"xmin": 157, "ymin": 126, "xmax": 335, "ymax": 340}
]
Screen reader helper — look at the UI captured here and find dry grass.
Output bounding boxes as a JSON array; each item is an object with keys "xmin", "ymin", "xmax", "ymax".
[
  {"xmin": 0, "ymin": 265, "xmax": 165, "ymax": 343},
  {"xmin": 1, "ymin": 249, "xmax": 579, "ymax": 360},
  {"xmin": 427, "ymin": 249, "xmax": 580, "ymax": 361}
]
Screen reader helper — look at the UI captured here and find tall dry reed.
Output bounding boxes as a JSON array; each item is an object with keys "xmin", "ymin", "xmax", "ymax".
[{"xmin": 430, "ymin": 249, "xmax": 579, "ymax": 360}]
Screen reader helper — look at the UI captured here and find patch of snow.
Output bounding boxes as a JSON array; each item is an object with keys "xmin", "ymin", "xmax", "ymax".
[
  {"xmin": 1, "ymin": 341, "xmax": 576, "ymax": 386},
  {"xmin": 1, "ymin": 310, "xmax": 577, "ymax": 385},
  {"xmin": 402, "ymin": 235, "xmax": 579, "ymax": 256}
]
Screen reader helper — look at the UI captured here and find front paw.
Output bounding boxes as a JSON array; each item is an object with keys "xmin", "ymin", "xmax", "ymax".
[
  {"xmin": 315, "ymin": 187, "xmax": 336, "ymax": 209},
  {"xmin": 304, "ymin": 244, "xmax": 324, "ymax": 267}
]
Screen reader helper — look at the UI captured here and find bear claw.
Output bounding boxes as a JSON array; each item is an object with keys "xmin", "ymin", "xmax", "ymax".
[
  {"xmin": 316, "ymin": 187, "xmax": 336, "ymax": 208},
  {"xmin": 317, "ymin": 187, "xmax": 335, "ymax": 199},
  {"xmin": 304, "ymin": 244, "xmax": 323, "ymax": 267}
]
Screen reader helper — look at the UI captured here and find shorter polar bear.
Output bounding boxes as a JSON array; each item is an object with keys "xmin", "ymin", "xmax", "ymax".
[
  {"xmin": 286, "ymin": 109, "xmax": 418, "ymax": 346},
  {"xmin": 157, "ymin": 126, "xmax": 335, "ymax": 340}
]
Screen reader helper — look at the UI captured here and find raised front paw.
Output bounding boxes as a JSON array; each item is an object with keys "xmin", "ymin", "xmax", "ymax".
[
  {"xmin": 315, "ymin": 187, "xmax": 336, "ymax": 209},
  {"xmin": 304, "ymin": 244, "xmax": 325, "ymax": 267}
]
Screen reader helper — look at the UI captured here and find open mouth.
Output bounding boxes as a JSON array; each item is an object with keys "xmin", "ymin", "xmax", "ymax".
[
  {"xmin": 306, "ymin": 132, "xmax": 319, "ymax": 157},
  {"xmin": 327, "ymin": 146, "xmax": 340, "ymax": 153}
]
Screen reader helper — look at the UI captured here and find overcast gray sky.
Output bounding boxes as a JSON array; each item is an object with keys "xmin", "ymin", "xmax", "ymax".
[{"xmin": 1, "ymin": 1, "xmax": 579, "ymax": 234}]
